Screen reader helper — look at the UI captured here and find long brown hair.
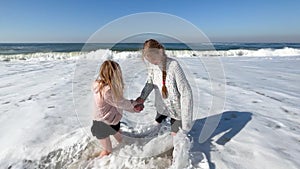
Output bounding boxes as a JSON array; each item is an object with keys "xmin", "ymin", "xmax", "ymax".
[
  {"xmin": 143, "ymin": 39, "xmax": 168, "ymax": 99},
  {"xmin": 95, "ymin": 60, "xmax": 124, "ymax": 100}
]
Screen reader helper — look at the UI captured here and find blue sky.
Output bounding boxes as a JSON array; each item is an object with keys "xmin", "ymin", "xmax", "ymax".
[{"xmin": 0, "ymin": 0, "xmax": 300, "ymax": 43}]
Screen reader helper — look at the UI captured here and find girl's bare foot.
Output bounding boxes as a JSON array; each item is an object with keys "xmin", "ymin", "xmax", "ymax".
[{"xmin": 99, "ymin": 150, "xmax": 111, "ymax": 158}]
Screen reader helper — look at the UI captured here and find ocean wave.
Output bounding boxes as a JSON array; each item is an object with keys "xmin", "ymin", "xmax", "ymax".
[
  {"xmin": 198, "ymin": 47, "xmax": 300, "ymax": 57},
  {"xmin": 1, "ymin": 47, "xmax": 300, "ymax": 61},
  {"xmin": 0, "ymin": 51, "xmax": 85, "ymax": 62}
]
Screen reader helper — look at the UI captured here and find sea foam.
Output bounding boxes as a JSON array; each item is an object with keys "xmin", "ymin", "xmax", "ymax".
[{"xmin": 1, "ymin": 47, "xmax": 300, "ymax": 62}]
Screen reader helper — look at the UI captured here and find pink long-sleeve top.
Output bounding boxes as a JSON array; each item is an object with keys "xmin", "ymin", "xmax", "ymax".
[{"xmin": 92, "ymin": 82, "xmax": 135, "ymax": 125}]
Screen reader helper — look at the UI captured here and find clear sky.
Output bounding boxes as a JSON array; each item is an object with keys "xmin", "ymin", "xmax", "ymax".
[{"xmin": 1, "ymin": 0, "xmax": 300, "ymax": 43}]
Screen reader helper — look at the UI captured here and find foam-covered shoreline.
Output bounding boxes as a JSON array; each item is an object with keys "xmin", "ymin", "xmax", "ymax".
[
  {"xmin": 0, "ymin": 55, "xmax": 299, "ymax": 168},
  {"xmin": 1, "ymin": 47, "xmax": 300, "ymax": 61}
]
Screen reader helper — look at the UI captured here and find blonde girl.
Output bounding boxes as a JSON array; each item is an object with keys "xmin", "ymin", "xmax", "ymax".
[{"xmin": 91, "ymin": 60, "xmax": 142, "ymax": 158}]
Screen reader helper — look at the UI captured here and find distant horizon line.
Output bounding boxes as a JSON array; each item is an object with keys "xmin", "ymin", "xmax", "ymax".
[{"xmin": 1, "ymin": 42, "xmax": 300, "ymax": 44}]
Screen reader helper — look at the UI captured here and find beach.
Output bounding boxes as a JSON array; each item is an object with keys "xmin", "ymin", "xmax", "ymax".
[{"xmin": 0, "ymin": 44, "xmax": 299, "ymax": 169}]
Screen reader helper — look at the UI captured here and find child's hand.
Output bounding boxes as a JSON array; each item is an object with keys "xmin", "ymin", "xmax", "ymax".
[
  {"xmin": 134, "ymin": 104, "xmax": 144, "ymax": 112},
  {"xmin": 131, "ymin": 100, "xmax": 144, "ymax": 112},
  {"xmin": 135, "ymin": 97, "xmax": 145, "ymax": 104}
]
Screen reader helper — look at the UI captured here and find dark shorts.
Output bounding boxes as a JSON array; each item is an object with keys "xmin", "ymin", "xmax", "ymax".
[
  {"xmin": 91, "ymin": 120, "xmax": 120, "ymax": 139},
  {"xmin": 155, "ymin": 113, "xmax": 182, "ymax": 133}
]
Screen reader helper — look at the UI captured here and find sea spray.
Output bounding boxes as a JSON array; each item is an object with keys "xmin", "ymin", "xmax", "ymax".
[
  {"xmin": 141, "ymin": 132, "xmax": 173, "ymax": 157},
  {"xmin": 169, "ymin": 130, "xmax": 192, "ymax": 169}
]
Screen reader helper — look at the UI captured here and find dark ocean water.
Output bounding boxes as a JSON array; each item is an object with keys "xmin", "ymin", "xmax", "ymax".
[{"xmin": 1, "ymin": 43, "xmax": 300, "ymax": 55}]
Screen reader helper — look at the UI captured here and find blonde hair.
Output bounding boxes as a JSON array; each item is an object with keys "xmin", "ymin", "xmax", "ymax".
[
  {"xmin": 143, "ymin": 39, "xmax": 168, "ymax": 99},
  {"xmin": 95, "ymin": 60, "xmax": 124, "ymax": 100}
]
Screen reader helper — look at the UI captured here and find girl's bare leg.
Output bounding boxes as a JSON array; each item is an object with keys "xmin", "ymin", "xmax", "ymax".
[
  {"xmin": 171, "ymin": 132, "xmax": 176, "ymax": 136},
  {"xmin": 99, "ymin": 137, "xmax": 112, "ymax": 158},
  {"xmin": 113, "ymin": 131, "xmax": 122, "ymax": 143}
]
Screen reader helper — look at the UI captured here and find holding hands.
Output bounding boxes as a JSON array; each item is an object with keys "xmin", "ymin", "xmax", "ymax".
[{"xmin": 132, "ymin": 97, "xmax": 145, "ymax": 112}]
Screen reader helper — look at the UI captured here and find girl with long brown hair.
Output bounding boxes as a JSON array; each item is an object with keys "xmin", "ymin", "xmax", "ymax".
[{"xmin": 136, "ymin": 39, "xmax": 193, "ymax": 136}]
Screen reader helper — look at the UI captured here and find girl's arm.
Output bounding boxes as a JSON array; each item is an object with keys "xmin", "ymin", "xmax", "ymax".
[
  {"xmin": 139, "ymin": 67, "xmax": 154, "ymax": 101},
  {"xmin": 174, "ymin": 61, "xmax": 193, "ymax": 131},
  {"xmin": 104, "ymin": 89, "xmax": 137, "ymax": 113}
]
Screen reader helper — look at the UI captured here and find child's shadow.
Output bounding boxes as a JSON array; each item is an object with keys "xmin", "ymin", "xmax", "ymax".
[{"xmin": 188, "ymin": 111, "xmax": 252, "ymax": 169}]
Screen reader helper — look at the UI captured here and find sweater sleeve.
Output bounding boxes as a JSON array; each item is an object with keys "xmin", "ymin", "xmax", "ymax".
[
  {"xmin": 174, "ymin": 61, "xmax": 193, "ymax": 131},
  {"xmin": 104, "ymin": 89, "xmax": 136, "ymax": 112},
  {"xmin": 139, "ymin": 66, "xmax": 154, "ymax": 100}
]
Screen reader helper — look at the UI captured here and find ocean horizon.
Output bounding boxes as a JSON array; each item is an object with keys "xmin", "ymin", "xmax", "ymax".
[{"xmin": 1, "ymin": 42, "xmax": 300, "ymax": 54}]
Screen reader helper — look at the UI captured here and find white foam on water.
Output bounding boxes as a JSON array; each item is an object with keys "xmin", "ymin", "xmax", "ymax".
[
  {"xmin": 0, "ymin": 53, "xmax": 299, "ymax": 168},
  {"xmin": 1, "ymin": 47, "xmax": 300, "ymax": 62}
]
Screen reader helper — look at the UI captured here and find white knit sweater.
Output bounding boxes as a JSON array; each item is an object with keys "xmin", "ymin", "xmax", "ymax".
[{"xmin": 139, "ymin": 57, "xmax": 193, "ymax": 131}]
